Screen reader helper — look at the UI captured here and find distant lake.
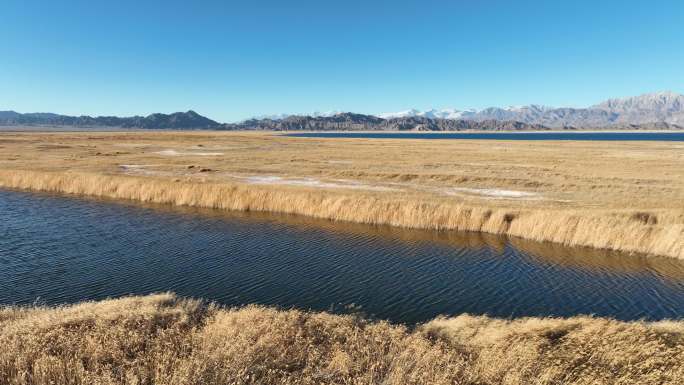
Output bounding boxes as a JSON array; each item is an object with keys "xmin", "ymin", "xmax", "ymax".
[
  {"xmin": 285, "ymin": 131, "xmax": 684, "ymax": 141},
  {"xmin": 2, "ymin": 189, "xmax": 684, "ymax": 324}
]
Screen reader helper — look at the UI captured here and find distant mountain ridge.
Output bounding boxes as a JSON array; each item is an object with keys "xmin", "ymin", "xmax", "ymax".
[
  {"xmin": 378, "ymin": 91, "xmax": 684, "ymax": 128},
  {"xmin": 223, "ymin": 113, "xmax": 683, "ymax": 131},
  {"xmin": 225, "ymin": 113, "xmax": 550, "ymax": 131},
  {"xmin": 0, "ymin": 110, "xmax": 221, "ymax": 129},
  {"xmin": 2, "ymin": 91, "xmax": 683, "ymax": 130}
]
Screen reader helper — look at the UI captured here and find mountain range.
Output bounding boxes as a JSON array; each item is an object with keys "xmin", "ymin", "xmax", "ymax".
[
  {"xmin": 1, "ymin": 91, "xmax": 683, "ymax": 130},
  {"xmin": 378, "ymin": 91, "xmax": 684, "ymax": 128},
  {"xmin": 0, "ymin": 110, "xmax": 221, "ymax": 129},
  {"xmin": 222, "ymin": 114, "xmax": 549, "ymax": 131}
]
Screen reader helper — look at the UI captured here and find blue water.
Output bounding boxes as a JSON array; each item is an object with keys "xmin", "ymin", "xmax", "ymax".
[
  {"xmin": 286, "ymin": 131, "xmax": 684, "ymax": 141},
  {"xmin": 2, "ymin": 189, "xmax": 684, "ymax": 324}
]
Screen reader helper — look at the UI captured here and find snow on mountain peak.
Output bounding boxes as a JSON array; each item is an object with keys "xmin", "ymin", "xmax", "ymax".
[
  {"xmin": 245, "ymin": 110, "xmax": 343, "ymax": 122},
  {"xmin": 245, "ymin": 91, "xmax": 683, "ymax": 127},
  {"xmin": 378, "ymin": 108, "xmax": 476, "ymax": 120}
]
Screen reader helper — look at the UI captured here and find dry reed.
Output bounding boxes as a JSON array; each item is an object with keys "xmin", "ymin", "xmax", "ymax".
[
  {"xmin": 1, "ymin": 293, "xmax": 682, "ymax": 385},
  {"xmin": 0, "ymin": 169, "xmax": 682, "ymax": 259}
]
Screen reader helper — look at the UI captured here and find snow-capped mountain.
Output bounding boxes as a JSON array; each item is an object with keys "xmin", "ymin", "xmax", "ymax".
[
  {"xmin": 250, "ymin": 113, "xmax": 292, "ymax": 121},
  {"xmin": 246, "ymin": 110, "xmax": 343, "ymax": 122},
  {"xmin": 378, "ymin": 91, "xmax": 684, "ymax": 127},
  {"xmin": 378, "ymin": 108, "xmax": 477, "ymax": 120},
  {"xmin": 241, "ymin": 91, "xmax": 684, "ymax": 127},
  {"xmin": 467, "ymin": 105, "xmax": 554, "ymax": 123}
]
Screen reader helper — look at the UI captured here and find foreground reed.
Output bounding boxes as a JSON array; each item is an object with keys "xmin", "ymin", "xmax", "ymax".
[
  {"xmin": 1, "ymin": 293, "xmax": 682, "ymax": 385},
  {"xmin": 0, "ymin": 169, "xmax": 682, "ymax": 259}
]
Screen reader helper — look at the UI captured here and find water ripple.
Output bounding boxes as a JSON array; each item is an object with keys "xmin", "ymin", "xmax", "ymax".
[{"xmin": 1, "ymin": 189, "xmax": 684, "ymax": 324}]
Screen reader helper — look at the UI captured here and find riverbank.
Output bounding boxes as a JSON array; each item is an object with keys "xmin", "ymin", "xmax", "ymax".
[
  {"xmin": 1, "ymin": 293, "xmax": 682, "ymax": 385},
  {"xmin": 0, "ymin": 131, "xmax": 682, "ymax": 259}
]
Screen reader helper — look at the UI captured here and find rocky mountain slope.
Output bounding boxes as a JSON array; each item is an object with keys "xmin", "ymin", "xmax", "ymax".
[
  {"xmin": 223, "ymin": 113, "xmax": 548, "ymax": 131},
  {"xmin": 380, "ymin": 91, "xmax": 684, "ymax": 128}
]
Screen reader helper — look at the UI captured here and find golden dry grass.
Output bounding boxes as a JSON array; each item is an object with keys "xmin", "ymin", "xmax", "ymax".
[
  {"xmin": 1, "ymin": 293, "xmax": 682, "ymax": 385},
  {"xmin": 0, "ymin": 131, "xmax": 683, "ymax": 258}
]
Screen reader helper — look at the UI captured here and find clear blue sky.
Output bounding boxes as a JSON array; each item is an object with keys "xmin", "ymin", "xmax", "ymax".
[{"xmin": 2, "ymin": 0, "xmax": 682, "ymax": 122}]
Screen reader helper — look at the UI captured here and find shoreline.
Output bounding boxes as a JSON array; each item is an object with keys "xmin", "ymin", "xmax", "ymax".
[{"xmin": 1, "ymin": 169, "xmax": 682, "ymax": 259}]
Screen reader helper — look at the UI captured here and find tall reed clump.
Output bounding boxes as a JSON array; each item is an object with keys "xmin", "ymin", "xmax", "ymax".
[
  {"xmin": 0, "ymin": 170, "xmax": 682, "ymax": 259},
  {"xmin": 1, "ymin": 293, "xmax": 682, "ymax": 385}
]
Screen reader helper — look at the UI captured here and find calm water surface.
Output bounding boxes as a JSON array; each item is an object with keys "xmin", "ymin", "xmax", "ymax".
[
  {"xmin": 286, "ymin": 132, "xmax": 684, "ymax": 141},
  {"xmin": 2, "ymin": 189, "xmax": 684, "ymax": 324}
]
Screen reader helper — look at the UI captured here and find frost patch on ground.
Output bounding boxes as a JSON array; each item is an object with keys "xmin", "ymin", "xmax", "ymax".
[
  {"xmin": 118, "ymin": 164, "xmax": 168, "ymax": 176},
  {"xmin": 119, "ymin": 164, "xmax": 152, "ymax": 172},
  {"xmin": 443, "ymin": 187, "xmax": 541, "ymax": 200},
  {"xmin": 230, "ymin": 175, "xmax": 399, "ymax": 192},
  {"xmin": 154, "ymin": 149, "xmax": 224, "ymax": 156}
]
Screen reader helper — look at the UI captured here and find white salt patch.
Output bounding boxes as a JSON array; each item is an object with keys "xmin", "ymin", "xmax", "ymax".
[
  {"xmin": 119, "ymin": 164, "xmax": 147, "ymax": 170},
  {"xmin": 232, "ymin": 175, "xmax": 399, "ymax": 192},
  {"xmin": 154, "ymin": 149, "xmax": 224, "ymax": 156},
  {"xmin": 246, "ymin": 176, "xmax": 285, "ymax": 184},
  {"xmin": 443, "ymin": 187, "xmax": 540, "ymax": 200}
]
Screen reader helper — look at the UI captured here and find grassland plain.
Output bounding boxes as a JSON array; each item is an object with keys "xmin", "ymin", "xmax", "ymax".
[
  {"xmin": 0, "ymin": 131, "xmax": 683, "ymax": 258},
  {"xmin": 1, "ymin": 293, "xmax": 683, "ymax": 385}
]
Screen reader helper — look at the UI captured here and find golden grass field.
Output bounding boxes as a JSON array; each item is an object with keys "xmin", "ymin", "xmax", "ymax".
[
  {"xmin": 0, "ymin": 131, "xmax": 683, "ymax": 258},
  {"xmin": 1, "ymin": 293, "xmax": 683, "ymax": 385}
]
